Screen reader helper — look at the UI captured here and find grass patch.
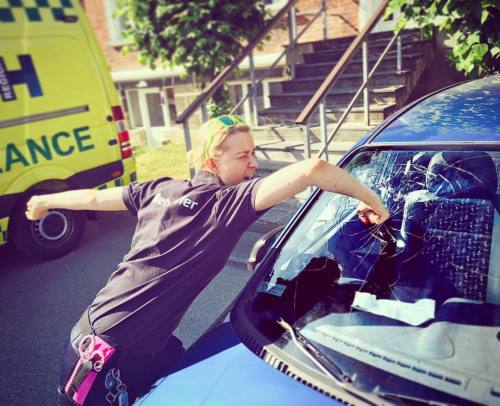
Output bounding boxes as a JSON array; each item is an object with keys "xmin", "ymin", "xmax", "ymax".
[{"xmin": 133, "ymin": 139, "xmax": 190, "ymax": 182}]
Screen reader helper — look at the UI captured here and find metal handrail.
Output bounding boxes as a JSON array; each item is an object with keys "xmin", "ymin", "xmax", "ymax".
[
  {"xmin": 175, "ymin": 0, "xmax": 298, "ymax": 125},
  {"xmin": 315, "ymin": 29, "xmax": 401, "ymax": 158},
  {"xmin": 229, "ymin": 7, "xmax": 324, "ymax": 116},
  {"xmin": 296, "ymin": 0, "xmax": 390, "ymax": 125}
]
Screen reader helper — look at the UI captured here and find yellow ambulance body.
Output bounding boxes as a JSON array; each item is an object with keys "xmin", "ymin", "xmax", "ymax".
[{"xmin": 0, "ymin": 0, "xmax": 136, "ymax": 259}]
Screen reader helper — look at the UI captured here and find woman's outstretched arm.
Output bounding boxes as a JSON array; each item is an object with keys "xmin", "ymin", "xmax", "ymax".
[
  {"xmin": 255, "ymin": 158, "xmax": 389, "ymax": 225},
  {"xmin": 25, "ymin": 187, "xmax": 127, "ymax": 221}
]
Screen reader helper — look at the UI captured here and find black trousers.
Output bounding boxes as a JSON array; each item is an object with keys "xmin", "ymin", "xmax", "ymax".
[{"xmin": 58, "ymin": 335, "xmax": 185, "ymax": 405}]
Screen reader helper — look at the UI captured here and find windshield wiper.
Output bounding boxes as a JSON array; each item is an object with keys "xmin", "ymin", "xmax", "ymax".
[
  {"xmin": 376, "ymin": 391, "xmax": 457, "ymax": 406},
  {"xmin": 277, "ymin": 318, "xmax": 385, "ymax": 405},
  {"xmin": 277, "ymin": 318, "xmax": 353, "ymax": 385},
  {"xmin": 277, "ymin": 319, "xmax": 457, "ymax": 406}
]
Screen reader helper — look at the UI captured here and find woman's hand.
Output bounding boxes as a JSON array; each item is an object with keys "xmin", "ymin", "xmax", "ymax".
[
  {"xmin": 25, "ymin": 196, "xmax": 49, "ymax": 221},
  {"xmin": 356, "ymin": 198, "xmax": 390, "ymax": 225}
]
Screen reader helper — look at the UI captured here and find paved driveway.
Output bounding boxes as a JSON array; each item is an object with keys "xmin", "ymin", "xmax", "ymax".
[{"xmin": 0, "ymin": 211, "xmax": 253, "ymax": 405}]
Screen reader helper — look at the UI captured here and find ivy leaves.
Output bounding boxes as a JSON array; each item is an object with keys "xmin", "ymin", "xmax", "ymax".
[
  {"xmin": 388, "ymin": 0, "xmax": 500, "ymax": 77},
  {"xmin": 117, "ymin": 0, "xmax": 269, "ymax": 81},
  {"xmin": 117, "ymin": 0, "xmax": 270, "ymax": 116}
]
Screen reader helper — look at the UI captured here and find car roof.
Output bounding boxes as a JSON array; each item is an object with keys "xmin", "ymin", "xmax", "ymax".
[{"xmin": 370, "ymin": 74, "xmax": 500, "ymax": 145}]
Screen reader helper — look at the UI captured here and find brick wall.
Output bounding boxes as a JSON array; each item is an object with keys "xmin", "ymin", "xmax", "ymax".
[
  {"xmin": 299, "ymin": 0, "xmax": 359, "ymax": 41},
  {"xmin": 82, "ymin": 0, "xmax": 359, "ymax": 73},
  {"xmin": 81, "ymin": 0, "xmax": 142, "ymax": 72},
  {"xmin": 260, "ymin": 0, "xmax": 359, "ymax": 53}
]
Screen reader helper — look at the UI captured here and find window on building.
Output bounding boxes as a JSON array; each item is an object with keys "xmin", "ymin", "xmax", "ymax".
[
  {"xmin": 146, "ymin": 93, "xmax": 165, "ymax": 127},
  {"xmin": 164, "ymin": 88, "xmax": 177, "ymax": 123},
  {"xmin": 174, "ymin": 92, "xmax": 203, "ymax": 129},
  {"xmin": 264, "ymin": 0, "xmax": 288, "ymax": 13},
  {"xmin": 104, "ymin": 0, "xmax": 129, "ymax": 45},
  {"xmin": 126, "ymin": 89, "xmax": 142, "ymax": 128}
]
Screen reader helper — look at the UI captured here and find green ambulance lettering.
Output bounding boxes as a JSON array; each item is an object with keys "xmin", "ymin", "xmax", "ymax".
[
  {"xmin": 74, "ymin": 126, "xmax": 94, "ymax": 152},
  {"xmin": 1, "ymin": 127, "xmax": 96, "ymax": 173},
  {"xmin": 27, "ymin": 136, "xmax": 52, "ymax": 164},
  {"xmin": 52, "ymin": 131, "xmax": 75, "ymax": 156},
  {"xmin": 5, "ymin": 143, "xmax": 29, "ymax": 172}
]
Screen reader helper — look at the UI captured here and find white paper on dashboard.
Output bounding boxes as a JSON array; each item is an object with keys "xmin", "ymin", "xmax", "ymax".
[{"xmin": 351, "ymin": 291, "xmax": 435, "ymax": 326}]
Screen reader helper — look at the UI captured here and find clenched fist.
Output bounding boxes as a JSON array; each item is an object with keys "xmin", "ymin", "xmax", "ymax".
[
  {"xmin": 356, "ymin": 199, "xmax": 390, "ymax": 225},
  {"xmin": 25, "ymin": 196, "xmax": 48, "ymax": 221}
]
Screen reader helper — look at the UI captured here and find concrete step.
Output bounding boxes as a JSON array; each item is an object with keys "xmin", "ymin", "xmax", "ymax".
[
  {"xmin": 259, "ymin": 102, "xmax": 396, "ymax": 125},
  {"xmin": 270, "ymin": 85, "xmax": 406, "ymax": 107},
  {"xmin": 250, "ymin": 122, "xmax": 374, "ymax": 143},
  {"xmin": 255, "ymin": 140, "xmax": 355, "ymax": 166},
  {"xmin": 280, "ymin": 69, "xmax": 411, "ymax": 92},
  {"xmin": 310, "ymin": 29, "xmax": 423, "ymax": 52},
  {"xmin": 310, "ymin": 36, "xmax": 428, "ymax": 55},
  {"xmin": 295, "ymin": 52, "xmax": 423, "ymax": 77},
  {"xmin": 302, "ymin": 42, "xmax": 427, "ymax": 64},
  {"xmin": 256, "ymin": 139, "xmax": 356, "ymax": 153},
  {"xmin": 255, "ymin": 153, "xmax": 344, "ymax": 177}
]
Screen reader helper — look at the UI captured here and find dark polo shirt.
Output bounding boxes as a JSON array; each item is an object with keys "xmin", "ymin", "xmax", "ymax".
[{"xmin": 85, "ymin": 171, "xmax": 266, "ymax": 353}]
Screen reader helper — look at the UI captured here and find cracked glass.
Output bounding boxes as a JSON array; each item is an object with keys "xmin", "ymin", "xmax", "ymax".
[{"xmin": 253, "ymin": 148, "xmax": 500, "ymax": 404}]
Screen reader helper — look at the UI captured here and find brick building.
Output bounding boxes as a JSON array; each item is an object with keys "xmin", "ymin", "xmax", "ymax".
[{"xmin": 81, "ymin": 0, "xmax": 390, "ymax": 145}]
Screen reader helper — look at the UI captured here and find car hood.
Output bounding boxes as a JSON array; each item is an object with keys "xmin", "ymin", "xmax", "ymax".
[{"xmin": 135, "ymin": 323, "xmax": 337, "ymax": 406}]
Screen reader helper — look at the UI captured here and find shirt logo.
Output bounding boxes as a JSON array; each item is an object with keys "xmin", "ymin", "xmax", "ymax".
[{"xmin": 152, "ymin": 193, "xmax": 199, "ymax": 210}]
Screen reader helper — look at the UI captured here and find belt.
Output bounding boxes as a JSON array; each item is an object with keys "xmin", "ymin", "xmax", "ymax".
[
  {"xmin": 69, "ymin": 309, "xmax": 94, "ymax": 353},
  {"xmin": 73, "ymin": 309, "xmax": 118, "ymax": 352},
  {"xmin": 77, "ymin": 310, "xmax": 93, "ymax": 336}
]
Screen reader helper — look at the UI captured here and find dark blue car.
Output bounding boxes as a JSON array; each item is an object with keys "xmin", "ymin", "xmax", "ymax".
[{"xmin": 137, "ymin": 75, "xmax": 500, "ymax": 405}]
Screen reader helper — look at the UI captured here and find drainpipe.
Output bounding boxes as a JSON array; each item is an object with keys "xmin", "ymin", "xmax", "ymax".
[
  {"xmin": 319, "ymin": 100, "xmax": 328, "ymax": 161},
  {"xmin": 321, "ymin": 0, "xmax": 327, "ymax": 41},
  {"xmin": 287, "ymin": 7, "xmax": 297, "ymax": 79},
  {"xmin": 362, "ymin": 40, "xmax": 370, "ymax": 126},
  {"xmin": 248, "ymin": 52, "xmax": 259, "ymax": 126}
]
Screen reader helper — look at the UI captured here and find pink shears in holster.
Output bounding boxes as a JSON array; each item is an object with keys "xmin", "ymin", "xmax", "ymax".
[{"xmin": 63, "ymin": 334, "xmax": 116, "ymax": 405}]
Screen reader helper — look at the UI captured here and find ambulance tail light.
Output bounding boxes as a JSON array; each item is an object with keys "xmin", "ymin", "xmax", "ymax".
[{"xmin": 111, "ymin": 105, "xmax": 133, "ymax": 159}]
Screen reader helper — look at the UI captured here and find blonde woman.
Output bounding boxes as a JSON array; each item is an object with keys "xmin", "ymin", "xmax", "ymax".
[{"xmin": 26, "ymin": 115, "xmax": 389, "ymax": 405}]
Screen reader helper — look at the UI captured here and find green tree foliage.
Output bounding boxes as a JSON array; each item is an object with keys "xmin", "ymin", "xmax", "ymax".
[
  {"xmin": 117, "ymin": 0, "xmax": 270, "ymax": 117},
  {"xmin": 387, "ymin": 0, "xmax": 500, "ymax": 77}
]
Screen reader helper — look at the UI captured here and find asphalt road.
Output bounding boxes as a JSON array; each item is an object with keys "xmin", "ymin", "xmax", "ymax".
[{"xmin": 0, "ymin": 211, "xmax": 253, "ymax": 406}]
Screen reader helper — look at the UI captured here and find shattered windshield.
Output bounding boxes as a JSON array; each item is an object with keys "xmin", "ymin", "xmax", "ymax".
[{"xmin": 253, "ymin": 148, "xmax": 500, "ymax": 405}]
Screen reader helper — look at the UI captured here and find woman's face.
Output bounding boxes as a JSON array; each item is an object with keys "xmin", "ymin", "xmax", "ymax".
[{"xmin": 213, "ymin": 130, "xmax": 258, "ymax": 186}]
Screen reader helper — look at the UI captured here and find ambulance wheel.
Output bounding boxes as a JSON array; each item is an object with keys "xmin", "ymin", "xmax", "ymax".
[{"xmin": 11, "ymin": 200, "xmax": 85, "ymax": 260}]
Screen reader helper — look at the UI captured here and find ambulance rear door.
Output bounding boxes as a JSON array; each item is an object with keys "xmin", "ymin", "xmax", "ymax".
[{"xmin": 0, "ymin": 0, "xmax": 124, "ymax": 200}]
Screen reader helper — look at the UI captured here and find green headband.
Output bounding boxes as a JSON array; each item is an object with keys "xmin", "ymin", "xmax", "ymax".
[{"xmin": 205, "ymin": 115, "xmax": 246, "ymax": 158}]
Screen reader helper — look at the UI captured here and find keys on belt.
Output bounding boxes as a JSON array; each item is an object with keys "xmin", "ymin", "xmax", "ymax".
[{"xmin": 105, "ymin": 368, "xmax": 129, "ymax": 406}]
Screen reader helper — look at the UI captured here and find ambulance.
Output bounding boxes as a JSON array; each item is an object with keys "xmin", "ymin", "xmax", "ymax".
[{"xmin": 0, "ymin": 0, "xmax": 136, "ymax": 259}]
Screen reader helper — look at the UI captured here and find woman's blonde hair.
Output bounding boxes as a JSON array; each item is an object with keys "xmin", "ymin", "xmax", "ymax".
[{"xmin": 187, "ymin": 116, "xmax": 250, "ymax": 172}]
